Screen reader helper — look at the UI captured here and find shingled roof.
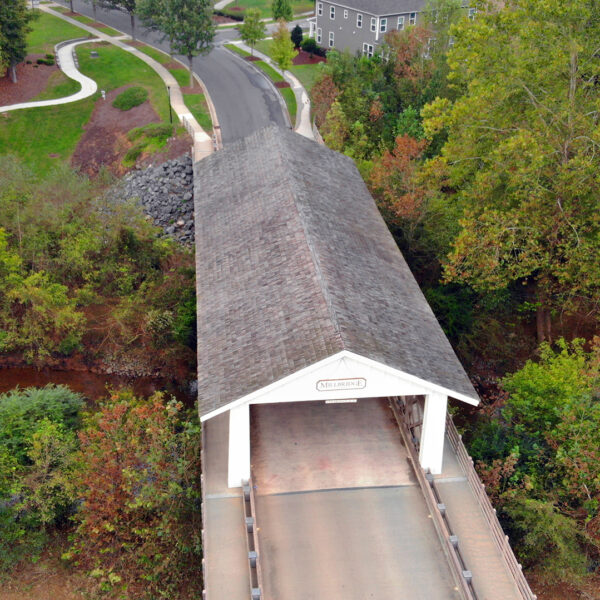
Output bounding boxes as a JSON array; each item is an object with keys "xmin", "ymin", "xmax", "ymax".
[
  {"xmin": 326, "ymin": 0, "xmax": 425, "ymax": 16},
  {"xmin": 194, "ymin": 127, "xmax": 477, "ymax": 417}
]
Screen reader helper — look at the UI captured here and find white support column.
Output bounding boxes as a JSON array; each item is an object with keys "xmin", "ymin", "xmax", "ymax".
[
  {"xmin": 228, "ymin": 403, "xmax": 250, "ymax": 488},
  {"xmin": 418, "ymin": 392, "xmax": 447, "ymax": 475}
]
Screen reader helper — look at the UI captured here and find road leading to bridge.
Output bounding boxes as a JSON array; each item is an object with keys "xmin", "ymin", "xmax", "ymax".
[{"xmin": 54, "ymin": 0, "xmax": 290, "ymax": 144}]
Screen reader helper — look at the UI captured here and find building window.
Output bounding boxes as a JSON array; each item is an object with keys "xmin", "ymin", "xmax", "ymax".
[
  {"xmin": 370, "ymin": 17, "xmax": 376, "ymax": 32},
  {"xmin": 329, "ymin": 31, "xmax": 334, "ymax": 47},
  {"xmin": 468, "ymin": 7, "xmax": 476, "ymax": 20},
  {"xmin": 356, "ymin": 13, "xmax": 362, "ymax": 27},
  {"xmin": 317, "ymin": 2, "xmax": 322, "ymax": 16},
  {"xmin": 317, "ymin": 27, "xmax": 322, "ymax": 43},
  {"xmin": 397, "ymin": 16, "xmax": 404, "ymax": 30},
  {"xmin": 330, "ymin": 5, "xmax": 335, "ymax": 19},
  {"xmin": 409, "ymin": 12, "xmax": 416, "ymax": 25},
  {"xmin": 380, "ymin": 18, "xmax": 387, "ymax": 33},
  {"xmin": 362, "ymin": 42, "xmax": 374, "ymax": 58},
  {"xmin": 343, "ymin": 9, "xmax": 348, "ymax": 18}
]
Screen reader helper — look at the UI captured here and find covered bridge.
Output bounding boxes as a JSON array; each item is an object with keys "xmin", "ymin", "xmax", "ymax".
[{"xmin": 194, "ymin": 126, "xmax": 478, "ymax": 489}]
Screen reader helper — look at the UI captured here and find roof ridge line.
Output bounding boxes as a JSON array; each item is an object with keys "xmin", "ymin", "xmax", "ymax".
[{"xmin": 276, "ymin": 130, "xmax": 346, "ymax": 351}]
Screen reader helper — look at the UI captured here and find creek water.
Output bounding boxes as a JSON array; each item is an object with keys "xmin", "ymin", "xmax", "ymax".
[{"xmin": 0, "ymin": 366, "xmax": 196, "ymax": 407}]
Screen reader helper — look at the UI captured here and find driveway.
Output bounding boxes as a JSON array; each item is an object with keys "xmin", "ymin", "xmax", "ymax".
[
  {"xmin": 251, "ymin": 399, "xmax": 462, "ymax": 600},
  {"xmin": 54, "ymin": 0, "xmax": 292, "ymax": 144}
]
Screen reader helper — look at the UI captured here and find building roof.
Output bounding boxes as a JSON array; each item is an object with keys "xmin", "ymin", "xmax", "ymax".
[
  {"xmin": 194, "ymin": 127, "xmax": 478, "ymax": 417},
  {"xmin": 324, "ymin": 0, "xmax": 426, "ymax": 16}
]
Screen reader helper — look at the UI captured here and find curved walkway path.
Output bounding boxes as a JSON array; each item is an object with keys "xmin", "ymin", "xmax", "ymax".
[
  {"xmin": 40, "ymin": 5, "xmax": 213, "ymax": 160},
  {"xmin": 0, "ymin": 38, "xmax": 97, "ymax": 113}
]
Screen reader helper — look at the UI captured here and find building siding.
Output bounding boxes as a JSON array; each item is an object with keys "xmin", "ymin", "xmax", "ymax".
[{"xmin": 313, "ymin": 0, "xmax": 425, "ymax": 55}]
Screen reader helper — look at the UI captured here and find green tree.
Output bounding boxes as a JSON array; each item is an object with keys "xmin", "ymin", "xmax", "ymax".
[
  {"xmin": 100, "ymin": 0, "xmax": 138, "ymax": 40},
  {"xmin": 422, "ymin": 0, "xmax": 600, "ymax": 337},
  {"xmin": 291, "ymin": 23, "xmax": 303, "ymax": 48},
  {"xmin": 0, "ymin": 0, "xmax": 35, "ymax": 83},
  {"xmin": 271, "ymin": 19, "xmax": 297, "ymax": 71},
  {"xmin": 138, "ymin": 0, "xmax": 178, "ymax": 53},
  {"xmin": 169, "ymin": 0, "xmax": 215, "ymax": 87},
  {"xmin": 272, "ymin": 0, "xmax": 293, "ymax": 21},
  {"xmin": 238, "ymin": 7, "xmax": 266, "ymax": 57}
]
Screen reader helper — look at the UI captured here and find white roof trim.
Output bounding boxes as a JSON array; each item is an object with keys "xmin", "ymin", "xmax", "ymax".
[{"xmin": 200, "ymin": 350, "xmax": 479, "ymax": 421}]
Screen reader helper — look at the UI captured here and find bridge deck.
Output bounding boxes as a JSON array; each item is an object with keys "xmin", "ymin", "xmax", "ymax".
[
  {"xmin": 251, "ymin": 399, "xmax": 461, "ymax": 600},
  {"xmin": 435, "ymin": 442, "xmax": 522, "ymax": 600},
  {"xmin": 202, "ymin": 413, "xmax": 250, "ymax": 600}
]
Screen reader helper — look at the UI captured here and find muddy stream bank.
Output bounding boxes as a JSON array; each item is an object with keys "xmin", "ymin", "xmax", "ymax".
[{"xmin": 0, "ymin": 366, "xmax": 197, "ymax": 407}]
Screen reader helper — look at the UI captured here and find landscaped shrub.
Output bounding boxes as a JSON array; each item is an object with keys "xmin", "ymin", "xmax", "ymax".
[
  {"xmin": 301, "ymin": 37, "xmax": 327, "ymax": 57},
  {"xmin": 0, "ymin": 385, "xmax": 84, "ymax": 572},
  {"xmin": 112, "ymin": 86, "xmax": 149, "ymax": 111},
  {"xmin": 64, "ymin": 390, "xmax": 202, "ymax": 599},
  {"xmin": 36, "ymin": 57, "xmax": 55, "ymax": 66},
  {"xmin": 214, "ymin": 7, "xmax": 245, "ymax": 21}
]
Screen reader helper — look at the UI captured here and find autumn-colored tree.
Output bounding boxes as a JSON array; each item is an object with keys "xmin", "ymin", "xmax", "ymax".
[
  {"xmin": 67, "ymin": 390, "xmax": 202, "ymax": 598},
  {"xmin": 370, "ymin": 134, "xmax": 428, "ymax": 226},
  {"xmin": 310, "ymin": 73, "xmax": 339, "ymax": 127},
  {"xmin": 422, "ymin": 0, "xmax": 600, "ymax": 338}
]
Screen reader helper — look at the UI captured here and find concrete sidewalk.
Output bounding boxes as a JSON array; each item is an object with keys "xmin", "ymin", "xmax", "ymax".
[
  {"xmin": 39, "ymin": 5, "xmax": 214, "ymax": 161},
  {"xmin": 230, "ymin": 40, "xmax": 314, "ymax": 140},
  {"xmin": 0, "ymin": 38, "xmax": 97, "ymax": 112}
]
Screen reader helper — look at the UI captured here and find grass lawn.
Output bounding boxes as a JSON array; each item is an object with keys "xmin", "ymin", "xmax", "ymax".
[
  {"xmin": 33, "ymin": 70, "xmax": 81, "ymax": 100},
  {"xmin": 228, "ymin": 0, "xmax": 313, "ymax": 18},
  {"xmin": 169, "ymin": 68, "xmax": 191, "ymax": 89},
  {"xmin": 27, "ymin": 11, "xmax": 89, "ymax": 54},
  {"xmin": 50, "ymin": 7, "xmax": 122, "ymax": 36},
  {"xmin": 137, "ymin": 45, "xmax": 171, "ymax": 65},
  {"xmin": 289, "ymin": 62, "xmax": 323, "ymax": 92},
  {"xmin": 280, "ymin": 86, "xmax": 296, "ymax": 126},
  {"xmin": 183, "ymin": 93, "xmax": 212, "ymax": 133},
  {"xmin": 225, "ymin": 43, "xmax": 250, "ymax": 57},
  {"xmin": 76, "ymin": 42, "xmax": 171, "ymax": 121},
  {"xmin": 254, "ymin": 39, "xmax": 324, "ymax": 91},
  {"xmin": 0, "ymin": 99, "xmax": 95, "ymax": 176},
  {"xmin": 255, "ymin": 60, "xmax": 284, "ymax": 82}
]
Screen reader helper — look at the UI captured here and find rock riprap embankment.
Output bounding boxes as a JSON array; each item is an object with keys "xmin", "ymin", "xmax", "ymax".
[{"xmin": 116, "ymin": 156, "xmax": 195, "ymax": 244}]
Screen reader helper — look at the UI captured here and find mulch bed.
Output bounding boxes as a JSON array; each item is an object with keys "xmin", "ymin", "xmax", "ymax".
[
  {"xmin": 244, "ymin": 55, "xmax": 260, "ymax": 62},
  {"xmin": 0, "ymin": 55, "xmax": 59, "ymax": 106},
  {"xmin": 71, "ymin": 85, "xmax": 191, "ymax": 177},
  {"xmin": 293, "ymin": 49, "xmax": 327, "ymax": 65},
  {"xmin": 275, "ymin": 81, "xmax": 290, "ymax": 88}
]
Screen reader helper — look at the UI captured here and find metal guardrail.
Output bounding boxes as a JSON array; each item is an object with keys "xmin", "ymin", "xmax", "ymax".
[
  {"xmin": 242, "ymin": 477, "xmax": 264, "ymax": 600},
  {"xmin": 445, "ymin": 416, "xmax": 538, "ymax": 600},
  {"xmin": 388, "ymin": 398, "xmax": 477, "ymax": 600}
]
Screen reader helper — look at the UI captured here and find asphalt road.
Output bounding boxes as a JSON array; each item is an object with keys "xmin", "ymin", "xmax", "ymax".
[{"xmin": 54, "ymin": 0, "xmax": 292, "ymax": 144}]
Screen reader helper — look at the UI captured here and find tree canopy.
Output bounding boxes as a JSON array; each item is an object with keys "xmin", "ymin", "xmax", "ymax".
[
  {"xmin": 271, "ymin": 19, "xmax": 297, "ymax": 71},
  {"xmin": 0, "ymin": 0, "xmax": 35, "ymax": 83},
  {"xmin": 238, "ymin": 7, "xmax": 266, "ymax": 56},
  {"xmin": 422, "ymin": 0, "xmax": 600, "ymax": 329},
  {"xmin": 272, "ymin": 0, "xmax": 293, "ymax": 21}
]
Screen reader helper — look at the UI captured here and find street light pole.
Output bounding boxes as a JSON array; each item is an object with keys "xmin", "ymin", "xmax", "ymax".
[{"xmin": 167, "ymin": 85, "xmax": 173, "ymax": 124}]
